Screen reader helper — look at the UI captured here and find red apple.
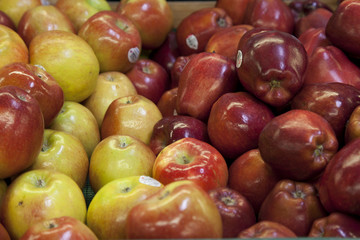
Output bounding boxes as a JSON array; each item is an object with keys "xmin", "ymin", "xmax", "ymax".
[
  {"xmin": 170, "ymin": 55, "xmax": 193, "ymax": 88},
  {"xmin": 19, "ymin": 216, "xmax": 98, "ymax": 240},
  {"xmin": 298, "ymin": 27, "xmax": 332, "ymax": 56},
  {"xmin": 207, "ymin": 91, "xmax": 274, "ymax": 160},
  {"xmin": 126, "ymin": 58, "xmax": 170, "ymax": 104},
  {"xmin": 0, "ymin": 10, "xmax": 15, "ymax": 30},
  {"xmin": 289, "ymin": 0, "xmax": 333, "ymax": 23},
  {"xmin": 294, "ymin": 8, "xmax": 333, "ymax": 37},
  {"xmin": 78, "ymin": 10, "xmax": 142, "ymax": 73},
  {"xmin": 258, "ymin": 109, "xmax": 338, "ymax": 181},
  {"xmin": 125, "ymin": 180, "xmax": 223, "ymax": 238},
  {"xmin": 176, "ymin": 51, "xmax": 239, "ymax": 121},
  {"xmin": 0, "ymin": 86, "xmax": 44, "ymax": 179},
  {"xmin": 0, "ymin": 223, "xmax": 10, "ymax": 240},
  {"xmin": 152, "ymin": 137, "xmax": 228, "ymax": 192},
  {"xmin": 238, "ymin": 221, "xmax": 297, "ymax": 238},
  {"xmin": 215, "ymin": 0, "xmax": 252, "ymax": 25},
  {"xmin": 149, "ymin": 115, "xmax": 209, "ymax": 156},
  {"xmin": 176, "ymin": 7, "xmax": 232, "ymax": 56},
  {"xmin": 156, "ymin": 87, "xmax": 178, "ymax": 117},
  {"xmin": 208, "ymin": 187, "xmax": 256, "ymax": 238},
  {"xmin": 0, "ymin": 62, "xmax": 64, "ymax": 127}
]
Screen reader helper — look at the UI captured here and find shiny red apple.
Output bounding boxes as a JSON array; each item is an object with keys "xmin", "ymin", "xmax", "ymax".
[
  {"xmin": 238, "ymin": 221, "xmax": 297, "ymax": 238},
  {"xmin": 298, "ymin": 27, "xmax": 332, "ymax": 56}
]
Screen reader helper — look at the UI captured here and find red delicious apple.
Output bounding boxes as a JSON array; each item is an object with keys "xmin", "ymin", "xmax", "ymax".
[
  {"xmin": 176, "ymin": 51, "xmax": 238, "ymax": 121},
  {"xmin": 126, "ymin": 58, "xmax": 170, "ymax": 104},
  {"xmin": 176, "ymin": 7, "xmax": 232, "ymax": 56},
  {"xmin": 208, "ymin": 187, "xmax": 256, "ymax": 238},
  {"xmin": 258, "ymin": 179, "xmax": 327, "ymax": 236},
  {"xmin": 325, "ymin": 0, "xmax": 360, "ymax": 59},
  {"xmin": 345, "ymin": 105, "xmax": 360, "ymax": 144},
  {"xmin": 156, "ymin": 87, "xmax": 178, "ymax": 117},
  {"xmin": 152, "ymin": 137, "xmax": 228, "ymax": 192},
  {"xmin": 149, "ymin": 115, "xmax": 209, "ymax": 156},
  {"xmin": 289, "ymin": 0, "xmax": 333, "ymax": 23},
  {"xmin": 170, "ymin": 55, "xmax": 193, "ymax": 88},
  {"xmin": 125, "ymin": 180, "xmax": 223, "ymax": 238},
  {"xmin": 207, "ymin": 91, "xmax": 274, "ymax": 160},
  {"xmin": 227, "ymin": 149, "xmax": 280, "ymax": 214},
  {"xmin": 243, "ymin": 0, "xmax": 294, "ymax": 34},
  {"xmin": 78, "ymin": 10, "xmax": 142, "ymax": 73},
  {"xmin": 258, "ymin": 109, "xmax": 338, "ymax": 181},
  {"xmin": 215, "ymin": 0, "xmax": 252, "ymax": 25},
  {"xmin": 0, "ymin": 86, "xmax": 44, "ymax": 179},
  {"xmin": 236, "ymin": 28, "xmax": 308, "ymax": 107},
  {"xmin": 298, "ymin": 27, "xmax": 332, "ymax": 56},
  {"xmin": 294, "ymin": 8, "xmax": 333, "ymax": 37},
  {"xmin": 0, "ymin": 62, "xmax": 64, "ymax": 127},
  {"xmin": 238, "ymin": 221, "xmax": 298, "ymax": 238},
  {"xmin": 0, "ymin": 10, "xmax": 15, "ymax": 30},
  {"xmin": 19, "ymin": 216, "xmax": 98, "ymax": 240}
]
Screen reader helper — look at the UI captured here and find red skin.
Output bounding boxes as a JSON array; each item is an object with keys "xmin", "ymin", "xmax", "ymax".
[
  {"xmin": 215, "ymin": 0, "xmax": 252, "ymax": 25},
  {"xmin": 238, "ymin": 221, "xmax": 297, "ymax": 238},
  {"xmin": 294, "ymin": 8, "xmax": 333, "ymax": 37},
  {"xmin": 156, "ymin": 87, "xmax": 178, "ymax": 117},
  {"xmin": 0, "ymin": 223, "xmax": 10, "ymax": 240},
  {"xmin": 170, "ymin": 55, "xmax": 193, "ymax": 88},
  {"xmin": 298, "ymin": 27, "xmax": 332, "ymax": 56},
  {"xmin": 0, "ymin": 11, "xmax": 15, "ymax": 30}
]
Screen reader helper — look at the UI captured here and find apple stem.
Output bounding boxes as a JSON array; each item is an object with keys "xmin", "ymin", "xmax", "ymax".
[
  {"xmin": 121, "ymin": 187, "xmax": 132, "ymax": 193},
  {"xmin": 46, "ymin": 220, "xmax": 58, "ymax": 229}
]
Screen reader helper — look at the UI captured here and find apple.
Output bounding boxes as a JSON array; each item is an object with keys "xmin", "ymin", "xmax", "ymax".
[
  {"xmin": 149, "ymin": 115, "xmax": 209, "ymax": 156},
  {"xmin": 294, "ymin": 8, "xmax": 333, "ymax": 37},
  {"xmin": 0, "ymin": 62, "xmax": 64, "ymax": 127},
  {"xmin": 0, "ymin": 169, "xmax": 87, "ymax": 240},
  {"xmin": 116, "ymin": 0, "xmax": 174, "ymax": 50},
  {"xmin": 0, "ymin": 86, "xmax": 44, "ymax": 180},
  {"xmin": 0, "ymin": 0, "xmax": 41, "ymax": 27},
  {"xmin": 298, "ymin": 27, "xmax": 332, "ymax": 56},
  {"xmin": 0, "ymin": 25, "xmax": 28, "ymax": 69},
  {"xmin": 258, "ymin": 109, "xmax": 338, "ymax": 181},
  {"xmin": 0, "ymin": 10, "xmax": 15, "ymax": 30},
  {"xmin": 55, "ymin": 0, "xmax": 111, "ymax": 32},
  {"xmin": 227, "ymin": 149, "xmax": 280, "ymax": 214},
  {"xmin": 176, "ymin": 51, "xmax": 239, "ymax": 121},
  {"xmin": 325, "ymin": 0, "xmax": 360, "ymax": 59},
  {"xmin": 207, "ymin": 91, "xmax": 274, "ymax": 161},
  {"xmin": 208, "ymin": 187, "xmax": 256, "ymax": 238},
  {"xmin": 19, "ymin": 216, "xmax": 98, "ymax": 240},
  {"xmin": 29, "ymin": 129, "xmax": 89, "ymax": 189},
  {"xmin": 176, "ymin": 7, "xmax": 232, "ymax": 56},
  {"xmin": 125, "ymin": 180, "xmax": 223, "ymax": 238},
  {"xmin": 170, "ymin": 55, "xmax": 193, "ymax": 88},
  {"xmin": 78, "ymin": 10, "xmax": 142, "ymax": 73},
  {"xmin": 87, "ymin": 175, "xmax": 163, "ymax": 239},
  {"xmin": 49, "ymin": 101, "xmax": 100, "ymax": 158},
  {"xmin": 152, "ymin": 137, "xmax": 228, "ymax": 192},
  {"xmin": 345, "ymin": 105, "xmax": 360, "ymax": 144},
  {"xmin": 205, "ymin": 24, "xmax": 254, "ymax": 62},
  {"xmin": 236, "ymin": 28, "xmax": 308, "ymax": 108},
  {"xmin": 258, "ymin": 179, "xmax": 327, "ymax": 236},
  {"xmin": 89, "ymin": 135, "xmax": 156, "ymax": 193},
  {"xmin": 29, "ymin": 30, "xmax": 100, "ymax": 103},
  {"xmin": 0, "ymin": 179, "xmax": 7, "ymax": 210},
  {"xmin": 126, "ymin": 58, "xmax": 170, "ymax": 104},
  {"xmin": 215, "ymin": 0, "xmax": 252, "ymax": 25},
  {"xmin": 82, "ymin": 71, "xmax": 137, "ymax": 128},
  {"xmin": 156, "ymin": 87, "xmax": 178, "ymax": 117},
  {"xmin": 289, "ymin": 0, "xmax": 333, "ymax": 23},
  {"xmin": 237, "ymin": 221, "xmax": 297, "ymax": 238},
  {"xmin": 0, "ymin": 223, "xmax": 10, "ymax": 240},
  {"xmin": 101, "ymin": 94, "xmax": 163, "ymax": 145}
]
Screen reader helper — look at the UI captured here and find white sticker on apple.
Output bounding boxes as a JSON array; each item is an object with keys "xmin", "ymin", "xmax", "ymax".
[
  {"xmin": 186, "ymin": 34, "xmax": 198, "ymax": 50},
  {"xmin": 128, "ymin": 47, "xmax": 140, "ymax": 63},
  {"xmin": 236, "ymin": 50, "xmax": 243, "ymax": 69},
  {"xmin": 139, "ymin": 176, "xmax": 162, "ymax": 187}
]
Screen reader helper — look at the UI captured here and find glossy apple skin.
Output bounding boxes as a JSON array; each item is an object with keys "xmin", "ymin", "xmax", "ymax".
[
  {"xmin": 17, "ymin": 5, "xmax": 76, "ymax": 46},
  {"xmin": 78, "ymin": 10, "xmax": 141, "ymax": 73},
  {"xmin": 291, "ymin": 82, "xmax": 360, "ymax": 144},
  {"xmin": 298, "ymin": 27, "xmax": 332, "ymax": 56},
  {"xmin": 228, "ymin": 149, "xmax": 280, "ymax": 214},
  {"xmin": 289, "ymin": 0, "xmax": 333, "ymax": 23},
  {"xmin": 238, "ymin": 221, "xmax": 297, "ymax": 238},
  {"xmin": 176, "ymin": 7, "xmax": 232, "ymax": 56},
  {"xmin": 294, "ymin": 8, "xmax": 332, "ymax": 37},
  {"xmin": 208, "ymin": 187, "xmax": 256, "ymax": 238},
  {"xmin": 317, "ymin": 137, "xmax": 360, "ymax": 216},
  {"xmin": 156, "ymin": 87, "xmax": 178, "ymax": 117},
  {"xmin": 153, "ymin": 138, "xmax": 228, "ymax": 192},
  {"xmin": 258, "ymin": 109, "xmax": 338, "ymax": 181},
  {"xmin": 176, "ymin": 52, "xmax": 238, "ymax": 121},
  {"xmin": 126, "ymin": 58, "xmax": 170, "ymax": 104},
  {"xmin": 236, "ymin": 28, "xmax": 308, "ymax": 108},
  {"xmin": 125, "ymin": 180, "xmax": 223, "ymax": 238},
  {"xmin": 149, "ymin": 115, "xmax": 209, "ymax": 156},
  {"xmin": 325, "ymin": 0, "xmax": 360, "ymax": 58},
  {"xmin": 0, "ymin": 10, "xmax": 15, "ymax": 30},
  {"xmin": 215, "ymin": 0, "xmax": 252, "ymax": 25},
  {"xmin": 205, "ymin": 24, "xmax": 254, "ymax": 61},
  {"xmin": 0, "ymin": 62, "xmax": 64, "ymax": 127},
  {"xmin": 345, "ymin": 105, "xmax": 360, "ymax": 144},
  {"xmin": 207, "ymin": 91, "xmax": 274, "ymax": 160},
  {"xmin": 0, "ymin": 86, "xmax": 44, "ymax": 179},
  {"xmin": 243, "ymin": 0, "xmax": 294, "ymax": 34},
  {"xmin": 258, "ymin": 179, "xmax": 327, "ymax": 236},
  {"xmin": 0, "ymin": 0, "xmax": 41, "ymax": 28},
  {"xmin": 19, "ymin": 216, "xmax": 98, "ymax": 240},
  {"xmin": 302, "ymin": 45, "xmax": 360, "ymax": 90},
  {"xmin": 308, "ymin": 212, "xmax": 360, "ymax": 237},
  {"xmin": 170, "ymin": 55, "xmax": 193, "ymax": 88}
]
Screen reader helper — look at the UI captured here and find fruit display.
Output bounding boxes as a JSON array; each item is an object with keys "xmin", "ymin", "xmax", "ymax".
[{"xmin": 2, "ymin": 0, "xmax": 360, "ymax": 239}]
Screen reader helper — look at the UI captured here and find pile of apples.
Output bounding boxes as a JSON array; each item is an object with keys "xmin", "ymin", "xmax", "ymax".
[{"xmin": 0, "ymin": 0, "xmax": 360, "ymax": 239}]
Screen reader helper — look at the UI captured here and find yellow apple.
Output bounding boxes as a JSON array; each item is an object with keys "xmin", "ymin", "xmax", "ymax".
[
  {"xmin": 0, "ymin": 0, "xmax": 41, "ymax": 27},
  {"xmin": 29, "ymin": 129, "xmax": 89, "ymax": 189},
  {"xmin": 0, "ymin": 169, "xmax": 87, "ymax": 240},
  {"xmin": 49, "ymin": 101, "xmax": 100, "ymax": 158},
  {"xmin": 29, "ymin": 30, "xmax": 100, "ymax": 102},
  {"xmin": 101, "ymin": 94, "xmax": 163, "ymax": 144},
  {"xmin": 87, "ymin": 175, "xmax": 163, "ymax": 239},
  {"xmin": 89, "ymin": 135, "xmax": 156, "ymax": 192},
  {"xmin": 83, "ymin": 71, "xmax": 137, "ymax": 128}
]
